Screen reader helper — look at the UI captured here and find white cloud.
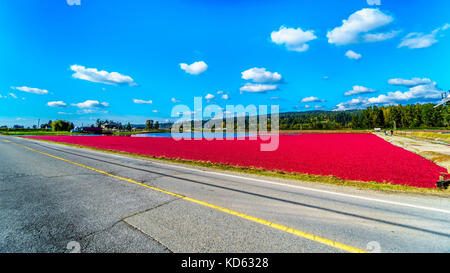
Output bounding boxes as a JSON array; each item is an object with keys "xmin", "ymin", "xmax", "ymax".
[
  {"xmin": 70, "ymin": 65, "xmax": 136, "ymax": 86},
  {"xmin": 241, "ymin": 67, "xmax": 282, "ymax": 83},
  {"xmin": 304, "ymin": 105, "xmax": 311, "ymax": 109},
  {"xmin": 345, "ymin": 50, "xmax": 362, "ymax": 60},
  {"xmin": 80, "ymin": 109, "xmax": 108, "ymax": 114},
  {"xmin": 271, "ymin": 26, "xmax": 317, "ymax": 52},
  {"xmin": 171, "ymin": 97, "xmax": 180, "ymax": 103},
  {"xmin": 9, "ymin": 93, "xmax": 18, "ymax": 99},
  {"xmin": 72, "ymin": 100, "xmax": 109, "ymax": 108},
  {"xmin": 335, "ymin": 97, "xmax": 368, "ymax": 111},
  {"xmin": 152, "ymin": 110, "xmax": 159, "ymax": 113},
  {"xmin": 367, "ymin": 0, "xmax": 381, "ymax": 5},
  {"xmin": 179, "ymin": 61, "xmax": 208, "ymax": 75},
  {"xmin": 221, "ymin": 94, "xmax": 229, "ymax": 100},
  {"xmin": 388, "ymin": 77, "xmax": 433, "ymax": 87},
  {"xmin": 11, "ymin": 86, "xmax": 48, "ymax": 94},
  {"xmin": 133, "ymin": 99, "xmax": 153, "ymax": 104},
  {"xmin": 363, "ymin": 30, "xmax": 400, "ymax": 42},
  {"xmin": 217, "ymin": 90, "xmax": 224, "ymax": 94},
  {"xmin": 205, "ymin": 94, "xmax": 215, "ymax": 100},
  {"xmin": 47, "ymin": 101, "xmax": 68, "ymax": 108},
  {"xmin": 240, "ymin": 83, "xmax": 278, "ymax": 93},
  {"xmin": 367, "ymin": 84, "xmax": 441, "ymax": 104},
  {"xmin": 314, "ymin": 105, "xmax": 323, "ymax": 109},
  {"xmin": 399, "ymin": 24, "xmax": 449, "ymax": 49},
  {"xmin": 398, "ymin": 30, "xmax": 439, "ymax": 49},
  {"xmin": 301, "ymin": 96, "xmax": 326, "ymax": 103},
  {"xmin": 66, "ymin": 0, "xmax": 81, "ymax": 6},
  {"xmin": 327, "ymin": 8, "xmax": 394, "ymax": 45},
  {"xmin": 335, "ymin": 83, "xmax": 442, "ymax": 111},
  {"xmin": 345, "ymin": 85, "xmax": 376, "ymax": 96}
]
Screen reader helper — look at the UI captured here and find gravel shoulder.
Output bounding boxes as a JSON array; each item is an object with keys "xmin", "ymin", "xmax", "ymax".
[{"xmin": 376, "ymin": 133, "xmax": 450, "ymax": 172}]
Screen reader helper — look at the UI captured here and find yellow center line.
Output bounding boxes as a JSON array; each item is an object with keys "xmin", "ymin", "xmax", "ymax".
[{"xmin": 3, "ymin": 138, "xmax": 367, "ymax": 253}]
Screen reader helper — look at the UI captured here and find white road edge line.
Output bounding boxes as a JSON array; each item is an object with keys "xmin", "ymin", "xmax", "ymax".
[
  {"xmin": 22, "ymin": 137, "xmax": 450, "ymax": 215},
  {"xmin": 149, "ymin": 161, "xmax": 450, "ymax": 215}
]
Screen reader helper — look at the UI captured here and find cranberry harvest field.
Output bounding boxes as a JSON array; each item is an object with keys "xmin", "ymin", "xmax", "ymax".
[{"xmin": 24, "ymin": 133, "xmax": 446, "ymax": 188}]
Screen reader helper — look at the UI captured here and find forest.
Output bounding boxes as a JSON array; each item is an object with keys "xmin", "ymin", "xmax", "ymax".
[{"xmin": 278, "ymin": 103, "xmax": 448, "ymax": 130}]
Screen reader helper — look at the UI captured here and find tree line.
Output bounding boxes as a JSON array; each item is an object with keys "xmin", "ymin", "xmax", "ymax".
[{"xmin": 279, "ymin": 103, "xmax": 448, "ymax": 130}]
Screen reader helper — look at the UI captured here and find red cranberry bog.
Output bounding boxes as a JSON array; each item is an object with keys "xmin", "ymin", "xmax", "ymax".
[{"xmin": 25, "ymin": 133, "xmax": 447, "ymax": 188}]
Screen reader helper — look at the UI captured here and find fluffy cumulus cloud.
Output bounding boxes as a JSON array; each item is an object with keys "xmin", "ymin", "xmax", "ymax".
[
  {"xmin": 327, "ymin": 8, "xmax": 394, "ymax": 45},
  {"xmin": 399, "ymin": 24, "xmax": 449, "ymax": 49},
  {"xmin": 388, "ymin": 77, "xmax": 433, "ymax": 87},
  {"xmin": 335, "ymin": 97, "xmax": 369, "ymax": 111},
  {"xmin": 66, "ymin": 0, "xmax": 81, "ymax": 6},
  {"xmin": 344, "ymin": 85, "xmax": 376, "ymax": 96},
  {"xmin": 335, "ymin": 82, "xmax": 442, "ymax": 111},
  {"xmin": 221, "ymin": 94, "xmax": 229, "ymax": 100},
  {"xmin": 205, "ymin": 94, "xmax": 215, "ymax": 100},
  {"xmin": 241, "ymin": 67, "xmax": 282, "ymax": 83},
  {"xmin": 47, "ymin": 101, "xmax": 68, "ymax": 108},
  {"xmin": 345, "ymin": 50, "xmax": 362, "ymax": 60},
  {"xmin": 133, "ymin": 99, "xmax": 152, "ymax": 104},
  {"xmin": 179, "ymin": 61, "xmax": 208, "ymax": 75},
  {"xmin": 271, "ymin": 26, "xmax": 317, "ymax": 52},
  {"xmin": 71, "ymin": 65, "xmax": 136, "ymax": 86},
  {"xmin": 240, "ymin": 83, "xmax": 278, "ymax": 93},
  {"xmin": 240, "ymin": 67, "xmax": 282, "ymax": 93},
  {"xmin": 301, "ymin": 96, "xmax": 326, "ymax": 103},
  {"xmin": 367, "ymin": 84, "xmax": 441, "ymax": 104},
  {"xmin": 71, "ymin": 100, "xmax": 109, "ymax": 109},
  {"xmin": 11, "ymin": 86, "xmax": 48, "ymax": 94}
]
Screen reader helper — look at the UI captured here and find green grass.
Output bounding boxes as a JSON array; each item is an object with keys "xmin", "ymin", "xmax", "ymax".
[
  {"xmin": 395, "ymin": 131, "xmax": 450, "ymax": 144},
  {"xmin": 18, "ymin": 136, "xmax": 450, "ymax": 196}
]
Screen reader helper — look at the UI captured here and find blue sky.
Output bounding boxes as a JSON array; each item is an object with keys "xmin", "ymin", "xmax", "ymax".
[{"xmin": 0, "ymin": 0, "xmax": 449, "ymax": 127}]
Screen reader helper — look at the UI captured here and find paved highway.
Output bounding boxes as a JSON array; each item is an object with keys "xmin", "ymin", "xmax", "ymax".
[{"xmin": 1, "ymin": 135, "xmax": 450, "ymax": 253}]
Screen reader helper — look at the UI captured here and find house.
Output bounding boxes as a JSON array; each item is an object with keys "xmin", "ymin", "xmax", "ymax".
[
  {"xmin": 101, "ymin": 121, "xmax": 122, "ymax": 130},
  {"xmin": 71, "ymin": 127, "xmax": 102, "ymax": 134}
]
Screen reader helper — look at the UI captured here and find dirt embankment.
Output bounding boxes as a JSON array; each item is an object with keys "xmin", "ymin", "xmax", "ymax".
[{"xmin": 376, "ymin": 133, "xmax": 450, "ymax": 172}]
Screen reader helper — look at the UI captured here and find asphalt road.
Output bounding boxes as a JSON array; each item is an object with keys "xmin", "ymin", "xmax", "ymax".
[{"xmin": 1, "ymin": 135, "xmax": 450, "ymax": 253}]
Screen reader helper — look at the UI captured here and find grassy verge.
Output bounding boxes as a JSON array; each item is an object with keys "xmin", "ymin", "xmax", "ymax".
[
  {"xmin": 18, "ymin": 136, "xmax": 449, "ymax": 195},
  {"xmin": 405, "ymin": 132, "xmax": 449, "ymax": 144},
  {"xmin": 112, "ymin": 129, "xmax": 171, "ymax": 136},
  {"xmin": 0, "ymin": 130, "xmax": 83, "ymax": 136}
]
